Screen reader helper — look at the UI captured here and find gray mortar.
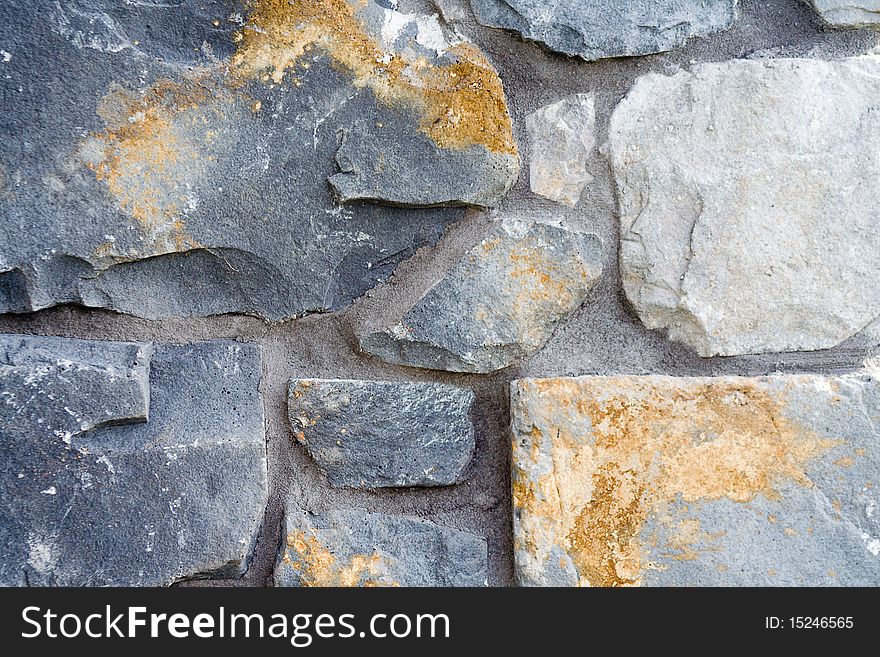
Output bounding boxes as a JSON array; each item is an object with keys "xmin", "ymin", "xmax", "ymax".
[{"xmin": 2, "ymin": 0, "xmax": 879, "ymax": 586}]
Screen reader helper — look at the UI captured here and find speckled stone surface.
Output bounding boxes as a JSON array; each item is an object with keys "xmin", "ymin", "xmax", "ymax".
[
  {"xmin": 288, "ymin": 378, "xmax": 474, "ymax": 488},
  {"xmin": 358, "ymin": 218, "xmax": 603, "ymax": 373},
  {"xmin": 0, "ymin": 0, "xmax": 517, "ymax": 321},
  {"xmin": 0, "ymin": 334, "xmax": 267, "ymax": 586}
]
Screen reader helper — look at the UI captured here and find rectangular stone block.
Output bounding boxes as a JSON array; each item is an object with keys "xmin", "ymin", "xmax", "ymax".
[{"xmin": 511, "ymin": 373, "xmax": 880, "ymax": 586}]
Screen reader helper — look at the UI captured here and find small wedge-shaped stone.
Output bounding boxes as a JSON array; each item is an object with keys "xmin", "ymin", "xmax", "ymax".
[
  {"xmin": 611, "ymin": 57, "xmax": 880, "ymax": 356},
  {"xmin": 358, "ymin": 219, "xmax": 603, "ymax": 373},
  {"xmin": 288, "ymin": 379, "xmax": 475, "ymax": 488},
  {"xmin": 512, "ymin": 373, "xmax": 880, "ymax": 586},
  {"xmin": 275, "ymin": 508, "xmax": 488, "ymax": 586},
  {"xmin": 526, "ymin": 94, "xmax": 596, "ymax": 207},
  {"xmin": 468, "ymin": 0, "xmax": 739, "ymax": 61},
  {"xmin": 0, "ymin": 334, "xmax": 267, "ymax": 586},
  {"xmin": 808, "ymin": 1, "xmax": 880, "ymax": 29}
]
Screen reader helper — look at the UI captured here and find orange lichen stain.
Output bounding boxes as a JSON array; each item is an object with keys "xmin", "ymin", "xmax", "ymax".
[
  {"xmin": 834, "ymin": 456, "xmax": 854, "ymax": 468},
  {"xmin": 512, "ymin": 377, "xmax": 841, "ymax": 587},
  {"xmin": 83, "ymin": 79, "xmax": 222, "ymax": 252},
  {"xmin": 232, "ymin": 0, "xmax": 516, "ymax": 154},
  {"xmin": 783, "ymin": 527, "xmax": 798, "ymax": 537},
  {"xmin": 281, "ymin": 530, "xmax": 398, "ymax": 587},
  {"xmin": 660, "ymin": 517, "xmax": 726, "ymax": 562}
]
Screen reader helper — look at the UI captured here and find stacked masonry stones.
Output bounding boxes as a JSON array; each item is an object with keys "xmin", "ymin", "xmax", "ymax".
[{"xmin": 1, "ymin": 0, "xmax": 879, "ymax": 586}]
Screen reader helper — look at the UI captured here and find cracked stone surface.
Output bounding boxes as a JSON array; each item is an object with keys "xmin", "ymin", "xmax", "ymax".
[
  {"xmin": 288, "ymin": 379, "xmax": 475, "ymax": 488},
  {"xmin": 0, "ymin": 0, "xmax": 518, "ymax": 321},
  {"xmin": 358, "ymin": 218, "xmax": 603, "ymax": 373},
  {"xmin": 808, "ymin": 1, "xmax": 880, "ymax": 28},
  {"xmin": 467, "ymin": 0, "xmax": 739, "ymax": 61},
  {"xmin": 611, "ymin": 56, "xmax": 880, "ymax": 357},
  {"xmin": 0, "ymin": 334, "xmax": 267, "ymax": 586},
  {"xmin": 526, "ymin": 94, "xmax": 596, "ymax": 207},
  {"xmin": 512, "ymin": 373, "xmax": 880, "ymax": 587},
  {"xmin": 275, "ymin": 507, "xmax": 488, "ymax": 586}
]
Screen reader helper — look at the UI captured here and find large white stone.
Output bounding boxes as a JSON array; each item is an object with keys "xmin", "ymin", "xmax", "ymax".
[{"xmin": 610, "ymin": 57, "xmax": 880, "ymax": 357}]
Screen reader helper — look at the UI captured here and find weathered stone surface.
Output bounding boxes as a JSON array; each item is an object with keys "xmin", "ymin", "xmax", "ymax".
[
  {"xmin": 512, "ymin": 374, "xmax": 880, "ymax": 587},
  {"xmin": 275, "ymin": 508, "xmax": 488, "ymax": 586},
  {"xmin": 0, "ymin": 0, "xmax": 518, "ymax": 321},
  {"xmin": 611, "ymin": 57, "xmax": 880, "ymax": 357},
  {"xmin": 809, "ymin": 1, "xmax": 880, "ymax": 29},
  {"xmin": 468, "ymin": 0, "xmax": 739, "ymax": 61},
  {"xmin": 358, "ymin": 219, "xmax": 603, "ymax": 373},
  {"xmin": 526, "ymin": 94, "xmax": 595, "ymax": 207},
  {"xmin": 288, "ymin": 379, "xmax": 474, "ymax": 488},
  {"xmin": 0, "ymin": 334, "xmax": 267, "ymax": 586}
]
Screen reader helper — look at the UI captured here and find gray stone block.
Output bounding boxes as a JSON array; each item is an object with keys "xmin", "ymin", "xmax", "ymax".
[
  {"xmin": 288, "ymin": 379, "xmax": 475, "ymax": 488},
  {"xmin": 275, "ymin": 508, "xmax": 488, "ymax": 586},
  {"xmin": 512, "ymin": 373, "xmax": 880, "ymax": 586},
  {"xmin": 0, "ymin": 334, "xmax": 267, "ymax": 586},
  {"xmin": 359, "ymin": 218, "xmax": 603, "ymax": 373},
  {"xmin": 808, "ymin": 1, "xmax": 880, "ymax": 29},
  {"xmin": 0, "ymin": 0, "xmax": 518, "ymax": 321},
  {"xmin": 469, "ymin": 0, "xmax": 739, "ymax": 61}
]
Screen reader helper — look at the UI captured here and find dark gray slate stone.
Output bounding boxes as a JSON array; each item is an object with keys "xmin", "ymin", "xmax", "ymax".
[
  {"xmin": 275, "ymin": 508, "xmax": 488, "ymax": 586},
  {"xmin": 288, "ymin": 379, "xmax": 475, "ymax": 488},
  {"xmin": 512, "ymin": 373, "xmax": 880, "ymax": 586},
  {"xmin": 0, "ymin": 334, "xmax": 267, "ymax": 586},
  {"xmin": 358, "ymin": 218, "xmax": 603, "ymax": 373},
  {"xmin": 468, "ymin": 0, "xmax": 739, "ymax": 61},
  {"xmin": 0, "ymin": 0, "xmax": 518, "ymax": 321}
]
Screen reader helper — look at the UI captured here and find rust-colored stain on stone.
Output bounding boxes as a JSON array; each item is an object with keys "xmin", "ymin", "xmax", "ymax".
[
  {"xmin": 512, "ymin": 377, "xmax": 841, "ymax": 587},
  {"xmin": 233, "ymin": 0, "xmax": 516, "ymax": 154},
  {"xmin": 81, "ymin": 0, "xmax": 515, "ymax": 245},
  {"xmin": 279, "ymin": 530, "xmax": 398, "ymax": 587},
  {"xmin": 82, "ymin": 78, "xmax": 223, "ymax": 254}
]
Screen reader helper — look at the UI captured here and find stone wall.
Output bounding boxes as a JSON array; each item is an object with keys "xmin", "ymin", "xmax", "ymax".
[{"xmin": 2, "ymin": 0, "xmax": 880, "ymax": 586}]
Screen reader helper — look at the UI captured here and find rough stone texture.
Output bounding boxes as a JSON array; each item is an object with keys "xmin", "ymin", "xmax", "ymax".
[
  {"xmin": 468, "ymin": 0, "xmax": 740, "ymax": 61},
  {"xmin": 611, "ymin": 56, "xmax": 880, "ymax": 357},
  {"xmin": 275, "ymin": 508, "xmax": 488, "ymax": 586},
  {"xmin": 809, "ymin": 1, "xmax": 880, "ymax": 28},
  {"xmin": 2, "ymin": 1, "xmax": 879, "ymax": 589},
  {"xmin": 0, "ymin": 334, "xmax": 267, "ymax": 586},
  {"xmin": 288, "ymin": 379, "xmax": 475, "ymax": 488},
  {"xmin": 358, "ymin": 219, "xmax": 603, "ymax": 373},
  {"xmin": 525, "ymin": 94, "xmax": 595, "ymax": 207},
  {"xmin": 512, "ymin": 373, "xmax": 880, "ymax": 587},
  {"xmin": 0, "ymin": 0, "xmax": 518, "ymax": 321}
]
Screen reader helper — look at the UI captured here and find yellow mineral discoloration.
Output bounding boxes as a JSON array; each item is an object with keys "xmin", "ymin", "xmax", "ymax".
[
  {"xmin": 511, "ymin": 376, "xmax": 841, "ymax": 587},
  {"xmin": 232, "ymin": 0, "xmax": 516, "ymax": 154},
  {"xmin": 281, "ymin": 529, "xmax": 398, "ymax": 587},
  {"xmin": 84, "ymin": 79, "xmax": 225, "ymax": 253}
]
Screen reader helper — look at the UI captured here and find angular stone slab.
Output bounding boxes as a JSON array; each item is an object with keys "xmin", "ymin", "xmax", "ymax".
[
  {"xmin": 288, "ymin": 379, "xmax": 475, "ymax": 488},
  {"xmin": 468, "ymin": 0, "xmax": 739, "ymax": 61},
  {"xmin": 358, "ymin": 219, "xmax": 603, "ymax": 373},
  {"xmin": 275, "ymin": 508, "xmax": 488, "ymax": 586},
  {"xmin": 0, "ymin": 334, "xmax": 267, "ymax": 586},
  {"xmin": 526, "ymin": 94, "xmax": 596, "ymax": 207},
  {"xmin": 0, "ymin": 0, "xmax": 517, "ymax": 321},
  {"xmin": 611, "ymin": 57, "xmax": 880, "ymax": 356},
  {"xmin": 809, "ymin": 1, "xmax": 880, "ymax": 29},
  {"xmin": 512, "ymin": 374, "xmax": 880, "ymax": 586}
]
